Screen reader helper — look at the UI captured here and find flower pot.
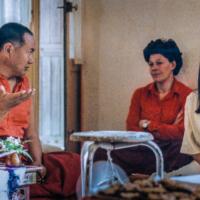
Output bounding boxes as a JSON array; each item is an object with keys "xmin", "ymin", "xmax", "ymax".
[{"xmin": 5, "ymin": 153, "xmax": 21, "ymax": 166}]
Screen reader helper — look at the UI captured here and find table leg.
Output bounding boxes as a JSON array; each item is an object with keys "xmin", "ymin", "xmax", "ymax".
[
  {"xmin": 146, "ymin": 141, "xmax": 164, "ymax": 180},
  {"xmin": 81, "ymin": 141, "xmax": 94, "ymax": 197},
  {"xmin": 88, "ymin": 144, "xmax": 100, "ymax": 194}
]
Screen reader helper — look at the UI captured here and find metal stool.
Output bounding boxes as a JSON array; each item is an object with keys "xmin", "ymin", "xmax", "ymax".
[{"xmin": 70, "ymin": 131, "xmax": 164, "ymax": 197}]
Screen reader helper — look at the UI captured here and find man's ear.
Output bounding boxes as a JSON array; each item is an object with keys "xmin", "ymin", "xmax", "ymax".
[{"xmin": 2, "ymin": 42, "xmax": 14, "ymax": 56}]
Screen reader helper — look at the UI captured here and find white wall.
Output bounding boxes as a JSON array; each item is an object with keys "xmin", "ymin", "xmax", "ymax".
[{"xmin": 81, "ymin": 0, "xmax": 200, "ymax": 131}]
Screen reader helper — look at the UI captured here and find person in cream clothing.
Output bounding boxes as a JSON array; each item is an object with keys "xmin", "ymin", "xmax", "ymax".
[
  {"xmin": 167, "ymin": 70, "xmax": 200, "ymax": 177},
  {"xmin": 181, "ymin": 91, "xmax": 200, "ymax": 156},
  {"xmin": 180, "ymin": 67, "xmax": 200, "ymax": 169}
]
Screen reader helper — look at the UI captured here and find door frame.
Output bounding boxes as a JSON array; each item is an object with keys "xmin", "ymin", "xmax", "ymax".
[{"xmin": 30, "ymin": 0, "xmax": 40, "ymax": 132}]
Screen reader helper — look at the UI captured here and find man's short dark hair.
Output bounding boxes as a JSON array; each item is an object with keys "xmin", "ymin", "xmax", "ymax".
[
  {"xmin": 143, "ymin": 39, "xmax": 183, "ymax": 76},
  {"xmin": 0, "ymin": 22, "xmax": 33, "ymax": 49}
]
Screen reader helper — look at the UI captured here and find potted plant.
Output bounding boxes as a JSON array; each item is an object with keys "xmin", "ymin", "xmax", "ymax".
[{"xmin": 0, "ymin": 137, "xmax": 32, "ymax": 166}]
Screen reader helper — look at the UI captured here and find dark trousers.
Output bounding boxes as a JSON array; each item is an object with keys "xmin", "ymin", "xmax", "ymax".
[{"xmin": 94, "ymin": 140, "xmax": 193, "ymax": 175}]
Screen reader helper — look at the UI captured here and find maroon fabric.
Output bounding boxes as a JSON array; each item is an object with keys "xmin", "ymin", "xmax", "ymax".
[
  {"xmin": 31, "ymin": 198, "xmax": 59, "ymax": 200},
  {"xmin": 31, "ymin": 198, "xmax": 51, "ymax": 200},
  {"xmin": 30, "ymin": 152, "xmax": 80, "ymax": 198},
  {"xmin": 94, "ymin": 139, "xmax": 192, "ymax": 176},
  {"xmin": 31, "ymin": 197, "xmax": 76, "ymax": 200}
]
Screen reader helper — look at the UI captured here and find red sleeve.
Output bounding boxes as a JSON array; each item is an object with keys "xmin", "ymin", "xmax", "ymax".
[
  {"xmin": 147, "ymin": 88, "xmax": 191, "ymax": 140},
  {"xmin": 126, "ymin": 88, "xmax": 143, "ymax": 131},
  {"xmin": 147, "ymin": 119, "xmax": 184, "ymax": 140}
]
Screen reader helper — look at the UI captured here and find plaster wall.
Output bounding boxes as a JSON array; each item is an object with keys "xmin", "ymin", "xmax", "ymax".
[{"xmin": 81, "ymin": 0, "xmax": 200, "ymax": 131}]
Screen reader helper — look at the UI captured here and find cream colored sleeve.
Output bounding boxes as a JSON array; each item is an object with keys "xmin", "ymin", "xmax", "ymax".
[{"xmin": 181, "ymin": 93, "xmax": 200, "ymax": 154}]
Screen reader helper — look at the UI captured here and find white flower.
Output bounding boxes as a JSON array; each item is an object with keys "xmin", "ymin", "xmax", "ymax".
[{"xmin": 6, "ymin": 136, "xmax": 21, "ymax": 145}]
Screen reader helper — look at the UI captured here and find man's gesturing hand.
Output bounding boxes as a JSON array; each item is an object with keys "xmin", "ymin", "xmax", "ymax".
[{"xmin": 0, "ymin": 85, "xmax": 35, "ymax": 113}]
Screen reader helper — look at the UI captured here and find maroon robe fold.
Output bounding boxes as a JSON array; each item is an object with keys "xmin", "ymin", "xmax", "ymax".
[{"xmin": 30, "ymin": 152, "xmax": 80, "ymax": 199}]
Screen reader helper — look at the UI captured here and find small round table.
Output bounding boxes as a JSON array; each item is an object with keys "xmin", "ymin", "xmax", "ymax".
[{"xmin": 70, "ymin": 131, "xmax": 164, "ymax": 197}]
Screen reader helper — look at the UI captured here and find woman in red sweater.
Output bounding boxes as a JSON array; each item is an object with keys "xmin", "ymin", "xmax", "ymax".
[{"xmin": 95, "ymin": 39, "xmax": 193, "ymax": 175}]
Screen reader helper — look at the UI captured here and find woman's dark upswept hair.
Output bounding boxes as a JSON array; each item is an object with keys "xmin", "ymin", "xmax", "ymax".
[
  {"xmin": 0, "ymin": 22, "xmax": 33, "ymax": 50},
  {"xmin": 143, "ymin": 39, "xmax": 183, "ymax": 76},
  {"xmin": 195, "ymin": 66, "xmax": 200, "ymax": 113}
]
